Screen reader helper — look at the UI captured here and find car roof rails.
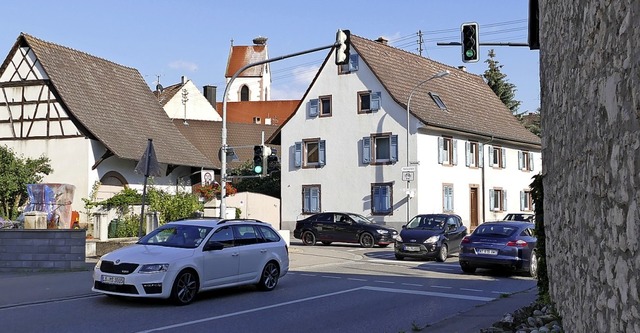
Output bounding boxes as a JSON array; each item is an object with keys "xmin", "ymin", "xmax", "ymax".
[{"xmin": 217, "ymin": 219, "xmax": 266, "ymax": 225}]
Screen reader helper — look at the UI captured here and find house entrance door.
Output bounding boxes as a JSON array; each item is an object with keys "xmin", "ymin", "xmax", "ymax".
[{"xmin": 469, "ymin": 187, "xmax": 478, "ymax": 229}]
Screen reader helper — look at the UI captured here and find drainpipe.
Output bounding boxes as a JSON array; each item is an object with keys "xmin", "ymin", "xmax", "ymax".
[{"xmin": 481, "ymin": 136, "xmax": 494, "ymax": 224}]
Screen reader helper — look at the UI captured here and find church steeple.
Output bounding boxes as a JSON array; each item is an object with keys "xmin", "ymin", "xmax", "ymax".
[{"xmin": 224, "ymin": 36, "xmax": 271, "ymax": 102}]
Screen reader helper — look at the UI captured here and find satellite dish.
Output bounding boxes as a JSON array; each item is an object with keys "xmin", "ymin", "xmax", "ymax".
[{"xmin": 156, "ymin": 84, "xmax": 163, "ymax": 92}]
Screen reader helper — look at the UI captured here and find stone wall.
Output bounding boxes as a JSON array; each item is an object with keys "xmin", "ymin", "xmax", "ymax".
[
  {"xmin": 0, "ymin": 230, "xmax": 87, "ymax": 272},
  {"xmin": 540, "ymin": 1, "xmax": 640, "ymax": 332}
]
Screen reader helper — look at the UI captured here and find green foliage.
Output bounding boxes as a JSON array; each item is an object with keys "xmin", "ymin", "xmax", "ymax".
[
  {"xmin": 483, "ymin": 49, "xmax": 521, "ymax": 114},
  {"xmin": 517, "ymin": 110, "xmax": 541, "ymax": 137},
  {"xmin": 530, "ymin": 173, "xmax": 550, "ymax": 303},
  {"xmin": 0, "ymin": 145, "xmax": 53, "ymax": 220},
  {"xmin": 93, "ymin": 187, "xmax": 141, "ymax": 216},
  {"xmin": 228, "ymin": 160, "xmax": 281, "ymax": 199},
  {"xmin": 112, "ymin": 214, "xmax": 142, "ymax": 238},
  {"xmin": 147, "ymin": 187, "xmax": 203, "ymax": 224}
]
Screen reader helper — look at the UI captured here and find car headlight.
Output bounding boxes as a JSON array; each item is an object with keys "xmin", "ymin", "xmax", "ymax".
[
  {"xmin": 139, "ymin": 264, "xmax": 170, "ymax": 273},
  {"xmin": 94, "ymin": 258, "xmax": 102, "ymax": 270},
  {"xmin": 424, "ymin": 235, "xmax": 440, "ymax": 244},
  {"xmin": 376, "ymin": 229, "xmax": 389, "ymax": 235},
  {"xmin": 394, "ymin": 235, "xmax": 403, "ymax": 242}
]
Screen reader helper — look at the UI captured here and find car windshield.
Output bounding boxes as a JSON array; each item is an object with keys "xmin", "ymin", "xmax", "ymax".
[
  {"xmin": 504, "ymin": 214, "xmax": 534, "ymax": 222},
  {"xmin": 473, "ymin": 224, "xmax": 518, "ymax": 237},
  {"xmin": 348, "ymin": 213, "xmax": 374, "ymax": 224},
  {"xmin": 406, "ymin": 215, "xmax": 446, "ymax": 230},
  {"xmin": 138, "ymin": 224, "xmax": 213, "ymax": 248}
]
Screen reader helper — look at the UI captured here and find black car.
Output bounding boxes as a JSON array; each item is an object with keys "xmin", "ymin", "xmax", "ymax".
[
  {"xmin": 459, "ymin": 221, "xmax": 537, "ymax": 277},
  {"xmin": 503, "ymin": 213, "xmax": 535, "ymax": 223},
  {"xmin": 293, "ymin": 212, "xmax": 398, "ymax": 248},
  {"xmin": 394, "ymin": 214, "xmax": 467, "ymax": 262}
]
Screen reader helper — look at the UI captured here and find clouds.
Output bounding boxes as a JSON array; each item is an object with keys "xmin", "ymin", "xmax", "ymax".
[{"xmin": 168, "ymin": 60, "xmax": 199, "ymax": 72}]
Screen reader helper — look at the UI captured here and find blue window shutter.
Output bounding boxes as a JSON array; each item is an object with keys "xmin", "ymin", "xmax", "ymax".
[
  {"xmin": 465, "ymin": 142, "xmax": 470, "ymax": 167},
  {"xmin": 311, "ymin": 187, "xmax": 319, "ymax": 212},
  {"xmin": 452, "ymin": 140, "xmax": 458, "ymax": 165},
  {"xmin": 518, "ymin": 151, "xmax": 524, "ymax": 169},
  {"xmin": 390, "ymin": 135, "xmax": 398, "ymax": 162},
  {"xmin": 362, "ymin": 137, "xmax": 371, "ymax": 164},
  {"xmin": 501, "ymin": 148, "xmax": 506, "ymax": 168},
  {"xmin": 479, "ymin": 143, "xmax": 484, "ymax": 167},
  {"xmin": 520, "ymin": 191, "xmax": 525, "ymax": 210},
  {"xmin": 370, "ymin": 92, "xmax": 381, "ymax": 111},
  {"xmin": 529, "ymin": 153, "xmax": 534, "ymax": 171},
  {"xmin": 309, "ymin": 99, "xmax": 319, "ymax": 117},
  {"xmin": 489, "ymin": 189, "xmax": 495, "ymax": 210},
  {"xmin": 294, "ymin": 142, "xmax": 302, "ymax": 167},
  {"xmin": 319, "ymin": 140, "xmax": 326, "ymax": 166},
  {"xmin": 349, "ymin": 54, "xmax": 359, "ymax": 72},
  {"xmin": 488, "ymin": 145, "xmax": 494, "ymax": 167},
  {"xmin": 438, "ymin": 137, "xmax": 444, "ymax": 164},
  {"xmin": 503, "ymin": 190, "xmax": 508, "ymax": 210}
]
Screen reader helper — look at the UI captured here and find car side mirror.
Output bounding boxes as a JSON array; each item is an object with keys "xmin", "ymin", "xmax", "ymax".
[
  {"xmin": 402, "ymin": 225, "xmax": 407, "ymax": 229},
  {"xmin": 204, "ymin": 241, "xmax": 225, "ymax": 251}
]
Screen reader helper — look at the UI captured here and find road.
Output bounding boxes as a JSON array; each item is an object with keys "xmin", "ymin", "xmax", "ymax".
[{"xmin": 0, "ymin": 242, "xmax": 535, "ymax": 333}]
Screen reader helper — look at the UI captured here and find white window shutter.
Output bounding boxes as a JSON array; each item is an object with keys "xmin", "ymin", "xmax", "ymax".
[
  {"xmin": 370, "ymin": 92, "xmax": 381, "ymax": 111},
  {"xmin": 438, "ymin": 137, "xmax": 444, "ymax": 164},
  {"xmin": 520, "ymin": 191, "xmax": 525, "ymax": 210},
  {"xmin": 479, "ymin": 144, "xmax": 484, "ymax": 167},
  {"xmin": 390, "ymin": 135, "xmax": 398, "ymax": 162},
  {"xmin": 309, "ymin": 99, "xmax": 319, "ymax": 117},
  {"xmin": 488, "ymin": 146, "xmax": 494, "ymax": 167},
  {"xmin": 529, "ymin": 153, "xmax": 534, "ymax": 171},
  {"xmin": 465, "ymin": 141, "xmax": 470, "ymax": 167},
  {"xmin": 294, "ymin": 142, "xmax": 302, "ymax": 167},
  {"xmin": 503, "ymin": 190, "xmax": 508, "ymax": 210},
  {"xmin": 319, "ymin": 140, "xmax": 326, "ymax": 166},
  {"xmin": 489, "ymin": 189, "xmax": 495, "ymax": 210},
  {"xmin": 452, "ymin": 140, "xmax": 458, "ymax": 165},
  {"xmin": 518, "ymin": 151, "xmax": 524, "ymax": 170},
  {"xmin": 501, "ymin": 148, "xmax": 506, "ymax": 168},
  {"xmin": 362, "ymin": 137, "xmax": 371, "ymax": 164}
]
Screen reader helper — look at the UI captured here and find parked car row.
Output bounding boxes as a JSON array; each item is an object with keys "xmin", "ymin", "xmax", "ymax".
[{"xmin": 294, "ymin": 212, "xmax": 537, "ymax": 277}]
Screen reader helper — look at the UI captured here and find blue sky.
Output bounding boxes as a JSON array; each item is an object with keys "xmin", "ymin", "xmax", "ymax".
[{"xmin": 1, "ymin": 0, "xmax": 539, "ymax": 113}]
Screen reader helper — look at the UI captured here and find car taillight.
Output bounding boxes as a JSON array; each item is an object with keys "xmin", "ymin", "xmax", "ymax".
[
  {"xmin": 506, "ymin": 239, "xmax": 528, "ymax": 247},
  {"xmin": 461, "ymin": 236, "xmax": 471, "ymax": 244}
]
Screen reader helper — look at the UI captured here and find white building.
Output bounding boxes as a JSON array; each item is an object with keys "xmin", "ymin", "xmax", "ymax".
[{"xmin": 270, "ymin": 34, "xmax": 541, "ymax": 231}]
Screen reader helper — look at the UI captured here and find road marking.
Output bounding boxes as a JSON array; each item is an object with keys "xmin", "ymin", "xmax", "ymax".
[
  {"xmin": 300, "ymin": 273, "xmax": 316, "ymax": 277},
  {"xmin": 373, "ymin": 280, "xmax": 395, "ymax": 284},
  {"xmin": 432, "ymin": 285, "xmax": 452, "ymax": 289},
  {"xmin": 347, "ymin": 278, "xmax": 367, "ymax": 281},
  {"xmin": 321, "ymin": 275, "xmax": 341, "ymax": 279},
  {"xmin": 401, "ymin": 283, "xmax": 423, "ymax": 287},
  {"xmin": 460, "ymin": 288, "xmax": 483, "ymax": 292},
  {"xmin": 136, "ymin": 286, "xmax": 494, "ymax": 332}
]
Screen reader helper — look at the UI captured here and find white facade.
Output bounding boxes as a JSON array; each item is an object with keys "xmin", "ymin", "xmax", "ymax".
[
  {"xmin": 225, "ymin": 74, "xmax": 271, "ymax": 102},
  {"xmin": 279, "ymin": 50, "xmax": 541, "ymax": 232},
  {"xmin": 162, "ymin": 78, "xmax": 221, "ymax": 121}
]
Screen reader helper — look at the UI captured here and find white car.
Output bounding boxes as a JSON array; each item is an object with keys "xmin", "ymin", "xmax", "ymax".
[{"xmin": 92, "ymin": 218, "xmax": 289, "ymax": 305}]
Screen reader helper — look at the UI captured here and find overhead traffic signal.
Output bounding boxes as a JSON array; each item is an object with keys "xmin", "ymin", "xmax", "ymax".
[
  {"xmin": 267, "ymin": 149, "xmax": 279, "ymax": 174},
  {"xmin": 461, "ymin": 22, "xmax": 479, "ymax": 63},
  {"xmin": 253, "ymin": 145, "xmax": 265, "ymax": 174},
  {"xmin": 335, "ymin": 29, "xmax": 351, "ymax": 65}
]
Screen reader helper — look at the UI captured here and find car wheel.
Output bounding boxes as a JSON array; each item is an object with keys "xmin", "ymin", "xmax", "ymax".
[
  {"xmin": 460, "ymin": 262, "xmax": 476, "ymax": 274},
  {"xmin": 436, "ymin": 244, "xmax": 448, "ymax": 262},
  {"xmin": 529, "ymin": 252, "xmax": 538, "ymax": 278},
  {"xmin": 257, "ymin": 261, "xmax": 280, "ymax": 291},
  {"xmin": 359, "ymin": 233, "xmax": 375, "ymax": 248},
  {"xmin": 171, "ymin": 269, "xmax": 199, "ymax": 305},
  {"xmin": 321, "ymin": 241, "xmax": 332, "ymax": 245},
  {"xmin": 301, "ymin": 231, "xmax": 316, "ymax": 246},
  {"xmin": 395, "ymin": 254, "xmax": 404, "ymax": 260}
]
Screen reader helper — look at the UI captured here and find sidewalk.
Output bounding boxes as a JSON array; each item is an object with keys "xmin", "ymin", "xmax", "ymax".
[{"xmin": 422, "ymin": 286, "xmax": 538, "ymax": 333}]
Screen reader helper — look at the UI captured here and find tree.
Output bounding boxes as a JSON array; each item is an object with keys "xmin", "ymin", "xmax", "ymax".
[
  {"xmin": 517, "ymin": 108, "xmax": 541, "ymax": 137},
  {"xmin": 483, "ymin": 49, "xmax": 521, "ymax": 114},
  {"xmin": 228, "ymin": 160, "xmax": 281, "ymax": 199},
  {"xmin": 0, "ymin": 145, "xmax": 53, "ymax": 220}
]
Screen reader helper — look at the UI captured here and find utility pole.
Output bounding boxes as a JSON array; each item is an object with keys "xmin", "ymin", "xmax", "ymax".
[{"xmin": 417, "ymin": 30, "xmax": 424, "ymax": 56}]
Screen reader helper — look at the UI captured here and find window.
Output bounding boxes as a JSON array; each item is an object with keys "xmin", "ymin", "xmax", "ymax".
[
  {"xmin": 489, "ymin": 188, "xmax": 507, "ymax": 212},
  {"xmin": 429, "ymin": 92, "xmax": 447, "ymax": 110},
  {"xmin": 438, "ymin": 137, "xmax": 457, "ymax": 166},
  {"xmin": 209, "ymin": 226, "xmax": 235, "ymax": 248},
  {"xmin": 257, "ymin": 225, "xmax": 281, "ymax": 242},
  {"xmin": 339, "ymin": 54, "xmax": 359, "ymax": 74},
  {"xmin": 252, "ymin": 117, "xmax": 261, "ymax": 124},
  {"xmin": 372, "ymin": 183, "xmax": 392, "ymax": 215},
  {"xmin": 233, "ymin": 225, "xmax": 259, "ymax": 246},
  {"xmin": 302, "ymin": 185, "xmax": 321, "ymax": 214},
  {"xmin": 362, "ymin": 134, "xmax": 398, "ymax": 165},
  {"xmin": 358, "ymin": 91, "xmax": 381, "ymax": 113},
  {"xmin": 465, "ymin": 141, "xmax": 482, "ymax": 168},
  {"xmin": 294, "ymin": 139, "xmax": 326, "ymax": 168},
  {"xmin": 240, "ymin": 85, "xmax": 250, "ymax": 101},
  {"xmin": 443, "ymin": 184, "xmax": 454, "ymax": 212},
  {"xmin": 518, "ymin": 151, "xmax": 535, "ymax": 171},
  {"xmin": 319, "ymin": 95, "xmax": 332, "ymax": 117},
  {"xmin": 520, "ymin": 190, "xmax": 533, "ymax": 211},
  {"xmin": 488, "ymin": 146, "xmax": 506, "ymax": 168}
]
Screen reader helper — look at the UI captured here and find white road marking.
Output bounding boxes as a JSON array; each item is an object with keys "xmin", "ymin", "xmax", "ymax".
[
  {"xmin": 321, "ymin": 275, "xmax": 341, "ymax": 279},
  {"xmin": 136, "ymin": 286, "xmax": 494, "ymax": 332},
  {"xmin": 401, "ymin": 283, "xmax": 423, "ymax": 287},
  {"xmin": 347, "ymin": 278, "xmax": 367, "ymax": 281},
  {"xmin": 300, "ymin": 273, "xmax": 316, "ymax": 277},
  {"xmin": 373, "ymin": 280, "xmax": 395, "ymax": 284},
  {"xmin": 432, "ymin": 285, "xmax": 452, "ymax": 289},
  {"xmin": 460, "ymin": 288, "xmax": 483, "ymax": 292}
]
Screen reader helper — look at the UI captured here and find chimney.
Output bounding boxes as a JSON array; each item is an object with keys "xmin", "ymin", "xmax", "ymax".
[
  {"xmin": 375, "ymin": 37, "xmax": 388, "ymax": 45},
  {"xmin": 181, "ymin": 75, "xmax": 188, "ymax": 84},
  {"xmin": 458, "ymin": 66, "xmax": 467, "ymax": 72},
  {"xmin": 203, "ymin": 85, "xmax": 217, "ymax": 107}
]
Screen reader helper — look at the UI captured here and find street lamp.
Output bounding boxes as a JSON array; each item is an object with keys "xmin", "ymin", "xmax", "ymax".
[{"xmin": 405, "ymin": 70, "xmax": 450, "ymax": 222}]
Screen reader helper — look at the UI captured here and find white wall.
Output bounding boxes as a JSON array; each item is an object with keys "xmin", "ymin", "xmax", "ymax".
[{"xmin": 163, "ymin": 80, "xmax": 221, "ymax": 121}]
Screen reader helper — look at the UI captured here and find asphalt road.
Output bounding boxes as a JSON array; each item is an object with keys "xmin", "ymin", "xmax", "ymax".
[{"xmin": 0, "ymin": 242, "xmax": 536, "ymax": 333}]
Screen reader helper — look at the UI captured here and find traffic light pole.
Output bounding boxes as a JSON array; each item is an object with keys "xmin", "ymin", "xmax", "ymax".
[
  {"xmin": 437, "ymin": 42, "xmax": 530, "ymax": 47},
  {"xmin": 219, "ymin": 42, "xmax": 340, "ymax": 218}
]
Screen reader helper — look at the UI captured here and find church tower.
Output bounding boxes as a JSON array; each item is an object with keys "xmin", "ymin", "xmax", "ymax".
[{"xmin": 224, "ymin": 36, "xmax": 271, "ymax": 102}]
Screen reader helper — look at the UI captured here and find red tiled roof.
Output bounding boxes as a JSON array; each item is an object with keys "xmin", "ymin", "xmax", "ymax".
[
  {"xmin": 215, "ymin": 100, "xmax": 299, "ymax": 125},
  {"xmin": 225, "ymin": 45, "xmax": 267, "ymax": 77}
]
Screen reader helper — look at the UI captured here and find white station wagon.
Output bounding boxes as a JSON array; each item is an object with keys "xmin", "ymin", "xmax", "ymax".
[{"xmin": 92, "ymin": 218, "xmax": 289, "ymax": 305}]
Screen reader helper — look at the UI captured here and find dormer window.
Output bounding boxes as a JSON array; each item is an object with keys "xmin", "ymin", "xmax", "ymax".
[{"xmin": 429, "ymin": 92, "xmax": 447, "ymax": 110}]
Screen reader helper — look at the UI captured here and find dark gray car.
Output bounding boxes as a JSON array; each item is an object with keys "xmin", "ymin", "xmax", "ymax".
[{"xmin": 394, "ymin": 214, "xmax": 467, "ymax": 262}]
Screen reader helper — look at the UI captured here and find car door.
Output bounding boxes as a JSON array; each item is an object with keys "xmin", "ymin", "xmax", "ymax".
[
  {"xmin": 232, "ymin": 225, "xmax": 265, "ymax": 283},
  {"xmin": 201, "ymin": 226, "xmax": 239, "ymax": 288},
  {"xmin": 312, "ymin": 213, "xmax": 334, "ymax": 240},
  {"xmin": 445, "ymin": 216, "xmax": 466, "ymax": 253},
  {"xmin": 332, "ymin": 214, "xmax": 360, "ymax": 242}
]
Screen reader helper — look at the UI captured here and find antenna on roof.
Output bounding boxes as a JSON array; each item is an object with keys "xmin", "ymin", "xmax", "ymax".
[{"xmin": 155, "ymin": 75, "xmax": 163, "ymax": 93}]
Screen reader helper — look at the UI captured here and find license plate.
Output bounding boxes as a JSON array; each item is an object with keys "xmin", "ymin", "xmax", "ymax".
[
  {"xmin": 101, "ymin": 275, "xmax": 125, "ymax": 285},
  {"xmin": 404, "ymin": 245, "xmax": 420, "ymax": 252},
  {"xmin": 476, "ymin": 248, "xmax": 498, "ymax": 255}
]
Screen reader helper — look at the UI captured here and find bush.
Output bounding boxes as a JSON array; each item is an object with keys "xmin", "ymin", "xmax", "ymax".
[{"xmin": 113, "ymin": 214, "xmax": 142, "ymax": 238}]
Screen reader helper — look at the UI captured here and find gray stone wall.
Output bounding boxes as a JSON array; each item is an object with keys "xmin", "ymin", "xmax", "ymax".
[
  {"xmin": 540, "ymin": 1, "xmax": 640, "ymax": 332},
  {"xmin": 0, "ymin": 230, "xmax": 87, "ymax": 272}
]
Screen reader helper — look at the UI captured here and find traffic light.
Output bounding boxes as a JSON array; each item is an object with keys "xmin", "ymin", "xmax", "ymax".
[
  {"xmin": 253, "ymin": 145, "xmax": 264, "ymax": 174},
  {"xmin": 461, "ymin": 22, "xmax": 479, "ymax": 63},
  {"xmin": 267, "ymin": 149, "xmax": 279, "ymax": 174},
  {"xmin": 335, "ymin": 29, "xmax": 351, "ymax": 65}
]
